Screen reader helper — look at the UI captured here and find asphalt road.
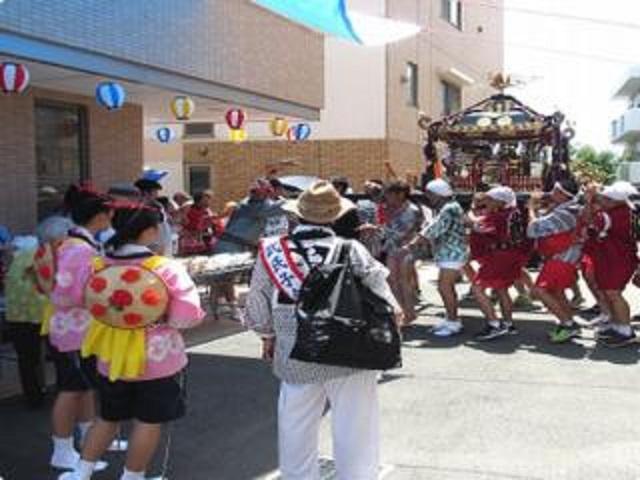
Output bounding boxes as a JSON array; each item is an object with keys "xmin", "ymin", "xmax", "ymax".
[{"xmin": 2, "ymin": 266, "xmax": 640, "ymax": 480}]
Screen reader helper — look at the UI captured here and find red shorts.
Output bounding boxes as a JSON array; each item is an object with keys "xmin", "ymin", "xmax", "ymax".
[
  {"xmin": 536, "ymin": 259, "xmax": 577, "ymax": 293},
  {"xmin": 594, "ymin": 258, "xmax": 636, "ymax": 291},
  {"xmin": 475, "ymin": 251, "xmax": 523, "ymax": 290}
]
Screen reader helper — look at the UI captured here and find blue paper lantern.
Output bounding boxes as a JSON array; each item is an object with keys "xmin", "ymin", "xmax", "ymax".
[
  {"xmin": 293, "ymin": 123, "xmax": 312, "ymax": 141},
  {"xmin": 95, "ymin": 81, "xmax": 126, "ymax": 110},
  {"xmin": 155, "ymin": 127, "xmax": 176, "ymax": 144}
]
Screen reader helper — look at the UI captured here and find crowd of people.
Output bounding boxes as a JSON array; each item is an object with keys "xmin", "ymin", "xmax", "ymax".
[
  {"xmin": 2, "ymin": 175, "xmax": 208, "ymax": 480},
  {"xmin": 243, "ymin": 174, "xmax": 640, "ymax": 479},
  {"xmin": 2, "ymin": 167, "xmax": 640, "ymax": 479}
]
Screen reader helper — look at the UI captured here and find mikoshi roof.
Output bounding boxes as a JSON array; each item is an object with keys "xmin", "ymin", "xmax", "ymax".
[{"xmin": 427, "ymin": 93, "xmax": 560, "ymax": 144}]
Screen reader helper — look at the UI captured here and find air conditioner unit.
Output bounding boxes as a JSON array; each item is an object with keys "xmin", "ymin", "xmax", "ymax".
[{"xmin": 183, "ymin": 122, "xmax": 215, "ymax": 140}]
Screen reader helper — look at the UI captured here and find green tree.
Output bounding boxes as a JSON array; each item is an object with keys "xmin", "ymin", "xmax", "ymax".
[{"xmin": 570, "ymin": 145, "xmax": 619, "ymax": 184}]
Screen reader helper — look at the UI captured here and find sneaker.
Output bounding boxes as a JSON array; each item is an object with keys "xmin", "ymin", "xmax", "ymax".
[
  {"xmin": 474, "ymin": 323, "xmax": 508, "ymax": 341},
  {"xmin": 584, "ymin": 304, "xmax": 601, "ymax": 316},
  {"xmin": 595, "ymin": 322, "xmax": 615, "ymax": 339},
  {"xmin": 57, "ymin": 462, "xmax": 109, "ymax": 479},
  {"xmin": 599, "ymin": 329, "xmax": 638, "ymax": 348},
  {"xmin": 548, "ymin": 324, "xmax": 580, "ymax": 344},
  {"xmin": 432, "ymin": 321, "xmax": 463, "ymax": 338},
  {"xmin": 58, "ymin": 473, "xmax": 81, "ymax": 480},
  {"xmin": 51, "ymin": 451, "xmax": 107, "ymax": 472},
  {"xmin": 504, "ymin": 322, "xmax": 519, "ymax": 335},
  {"xmin": 586, "ymin": 313, "xmax": 611, "ymax": 327},
  {"xmin": 430, "ymin": 319, "xmax": 450, "ymax": 333}
]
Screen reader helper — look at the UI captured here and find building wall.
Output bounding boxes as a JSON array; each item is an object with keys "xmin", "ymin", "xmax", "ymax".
[
  {"xmin": 386, "ymin": 0, "xmax": 504, "ymax": 172},
  {"xmin": 0, "ymin": 88, "xmax": 143, "ymax": 233},
  {"xmin": 144, "ymin": 133, "xmax": 184, "ymax": 196},
  {"xmin": 0, "ymin": 0, "xmax": 324, "ymax": 110},
  {"xmin": 311, "ymin": 0, "xmax": 387, "ymax": 141},
  {"xmin": 184, "ymin": 140, "xmax": 388, "ymax": 211}
]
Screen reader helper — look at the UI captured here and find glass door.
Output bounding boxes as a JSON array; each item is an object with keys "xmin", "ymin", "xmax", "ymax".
[{"xmin": 34, "ymin": 101, "xmax": 89, "ymax": 219}]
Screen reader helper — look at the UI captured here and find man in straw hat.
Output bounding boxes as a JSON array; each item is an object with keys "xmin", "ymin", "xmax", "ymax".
[
  {"xmin": 527, "ymin": 177, "xmax": 583, "ymax": 344},
  {"xmin": 245, "ymin": 180, "xmax": 402, "ymax": 480},
  {"xmin": 585, "ymin": 181, "xmax": 639, "ymax": 347}
]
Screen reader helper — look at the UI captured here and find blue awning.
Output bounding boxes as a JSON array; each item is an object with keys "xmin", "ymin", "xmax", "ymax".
[{"xmin": 253, "ymin": 0, "xmax": 362, "ymax": 43}]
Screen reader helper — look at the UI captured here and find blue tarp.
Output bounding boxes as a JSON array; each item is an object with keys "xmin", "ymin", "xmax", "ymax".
[{"xmin": 253, "ymin": 0, "xmax": 362, "ymax": 43}]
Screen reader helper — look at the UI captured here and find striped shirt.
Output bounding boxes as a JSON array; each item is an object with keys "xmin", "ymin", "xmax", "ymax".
[{"xmin": 527, "ymin": 200, "xmax": 583, "ymax": 264}]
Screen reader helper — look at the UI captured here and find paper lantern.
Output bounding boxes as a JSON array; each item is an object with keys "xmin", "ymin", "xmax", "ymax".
[
  {"xmin": 171, "ymin": 95, "xmax": 195, "ymax": 121},
  {"xmin": 0, "ymin": 62, "xmax": 30, "ymax": 94},
  {"xmin": 225, "ymin": 108, "xmax": 247, "ymax": 130},
  {"xmin": 95, "ymin": 81, "xmax": 126, "ymax": 110},
  {"xmin": 287, "ymin": 123, "xmax": 312, "ymax": 142},
  {"xmin": 270, "ymin": 117, "xmax": 289, "ymax": 137},
  {"xmin": 155, "ymin": 127, "xmax": 176, "ymax": 144},
  {"xmin": 229, "ymin": 128, "xmax": 248, "ymax": 143}
]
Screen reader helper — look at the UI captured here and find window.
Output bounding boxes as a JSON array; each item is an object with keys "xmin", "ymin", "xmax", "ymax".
[
  {"xmin": 441, "ymin": 0, "xmax": 463, "ymax": 29},
  {"xmin": 441, "ymin": 80, "xmax": 462, "ymax": 116},
  {"xmin": 406, "ymin": 62, "xmax": 419, "ymax": 107},
  {"xmin": 34, "ymin": 101, "xmax": 89, "ymax": 220},
  {"xmin": 187, "ymin": 165, "xmax": 211, "ymax": 195},
  {"xmin": 183, "ymin": 122, "xmax": 215, "ymax": 138}
]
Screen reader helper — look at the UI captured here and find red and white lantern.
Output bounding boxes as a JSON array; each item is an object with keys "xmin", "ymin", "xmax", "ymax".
[
  {"xmin": 0, "ymin": 62, "xmax": 30, "ymax": 94},
  {"xmin": 225, "ymin": 108, "xmax": 247, "ymax": 130}
]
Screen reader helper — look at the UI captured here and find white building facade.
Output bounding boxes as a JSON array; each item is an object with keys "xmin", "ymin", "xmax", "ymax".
[{"xmin": 611, "ymin": 67, "xmax": 640, "ymax": 183}]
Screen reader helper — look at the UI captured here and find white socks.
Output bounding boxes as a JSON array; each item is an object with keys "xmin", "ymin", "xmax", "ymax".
[
  {"xmin": 120, "ymin": 468, "xmax": 146, "ymax": 480},
  {"xmin": 51, "ymin": 436, "xmax": 80, "ymax": 470}
]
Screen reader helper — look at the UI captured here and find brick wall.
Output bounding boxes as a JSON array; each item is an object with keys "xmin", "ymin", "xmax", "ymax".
[
  {"xmin": 0, "ymin": 88, "xmax": 143, "ymax": 234},
  {"xmin": 387, "ymin": 140, "xmax": 423, "ymax": 184},
  {"xmin": 0, "ymin": 94, "xmax": 38, "ymax": 233},
  {"xmin": 184, "ymin": 139, "xmax": 390, "ymax": 211},
  {"xmin": 184, "ymin": 139, "xmax": 428, "ymax": 211}
]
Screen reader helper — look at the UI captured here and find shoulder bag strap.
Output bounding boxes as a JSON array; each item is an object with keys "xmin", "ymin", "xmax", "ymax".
[{"xmin": 289, "ymin": 236, "xmax": 313, "ymax": 269}]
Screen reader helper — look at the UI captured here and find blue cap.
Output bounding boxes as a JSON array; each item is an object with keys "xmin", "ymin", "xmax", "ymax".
[{"xmin": 141, "ymin": 169, "xmax": 169, "ymax": 182}]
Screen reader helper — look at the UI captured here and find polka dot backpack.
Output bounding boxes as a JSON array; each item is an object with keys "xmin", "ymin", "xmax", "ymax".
[{"xmin": 82, "ymin": 256, "xmax": 170, "ymax": 381}]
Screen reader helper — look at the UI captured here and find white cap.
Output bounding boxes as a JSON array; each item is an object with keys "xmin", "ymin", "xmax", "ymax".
[
  {"xmin": 600, "ymin": 181, "xmax": 638, "ymax": 202},
  {"xmin": 425, "ymin": 179, "xmax": 453, "ymax": 197},
  {"xmin": 486, "ymin": 186, "xmax": 517, "ymax": 208}
]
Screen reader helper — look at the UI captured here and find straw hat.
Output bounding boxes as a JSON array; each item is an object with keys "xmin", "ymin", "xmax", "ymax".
[{"xmin": 282, "ymin": 180, "xmax": 355, "ymax": 224}]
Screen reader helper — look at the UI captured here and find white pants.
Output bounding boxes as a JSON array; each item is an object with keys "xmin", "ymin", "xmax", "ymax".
[{"xmin": 278, "ymin": 371, "xmax": 380, "ymax": 480}]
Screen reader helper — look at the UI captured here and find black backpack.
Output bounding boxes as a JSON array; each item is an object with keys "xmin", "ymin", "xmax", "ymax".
[{"xmin": 289, "ymin": 240, "xmax": 402, "ymax": 371}]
